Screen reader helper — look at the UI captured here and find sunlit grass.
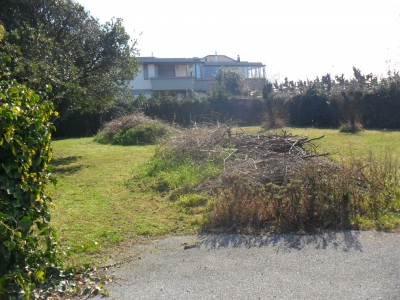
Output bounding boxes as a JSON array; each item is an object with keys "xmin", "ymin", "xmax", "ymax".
[
  {"xmin": 49, "ymin": 138, "xmax": 203, "ymax": 266},
  {"xmin": 235, "ymin": 126, "xmax": 400, "ymax": 161},
  {"xmin": 49, "ymin": 128, "xmax": 400, "ymax": 266}
]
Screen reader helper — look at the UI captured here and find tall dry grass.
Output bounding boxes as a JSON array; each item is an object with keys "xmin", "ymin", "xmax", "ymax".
[{"xmin": 207, "ymin": 152, "xmax": 400, "ymax": 232}]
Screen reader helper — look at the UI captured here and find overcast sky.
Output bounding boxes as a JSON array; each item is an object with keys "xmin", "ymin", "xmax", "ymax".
[{"xmin": 77, "ymin": 0, "xmax": 400, "ymax": 81}]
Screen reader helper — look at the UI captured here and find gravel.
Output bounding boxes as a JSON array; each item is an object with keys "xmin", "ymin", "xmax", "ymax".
[{"xmin": 96, "ymin": 231, "xmax": 400, "ymax": 299}]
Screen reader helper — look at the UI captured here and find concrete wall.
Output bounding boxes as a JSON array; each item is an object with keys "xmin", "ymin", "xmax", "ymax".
[
  {"xmin": 148, "ymin": 64, "xmax": 156, "ymax": 78},
  {"xmin": 175, "ymin": 65, "xmax": 187, "ymax": 77},
  {"xmin": 151, "ymin": 77, "xmax": 194, "ymax": 90},
  {"xmin": 128, "ymin": 65, "xmax": 152, "ymax": 90},
  {"xmin": 236, "ymin": 66, "xmax": 249, "ymax": 78},
  {"xmin": 194, "ymin": 79, "xmax": 212, "ymax": 91}
]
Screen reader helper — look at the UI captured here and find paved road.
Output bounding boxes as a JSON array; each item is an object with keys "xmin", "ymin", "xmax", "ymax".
[{"xmin": 97, "ymin": 231, "xmax": 400, "ymax": 299}]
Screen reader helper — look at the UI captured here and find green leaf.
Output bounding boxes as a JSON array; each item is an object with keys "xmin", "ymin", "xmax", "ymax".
[
  {"xmin": 35, "ymin": 270, "xmax": 44, "ymax": 281},
  {"xmin": 18, "ymin": 216, "xmax": 31, "ymax": 231}
]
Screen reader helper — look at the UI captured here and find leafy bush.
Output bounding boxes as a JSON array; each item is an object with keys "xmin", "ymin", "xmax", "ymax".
[
  {"xmin": 211, "ymin": 67, "xmax": 247, "ymax": 97},
  {"xmin": 113, "ymin": 123, "xmax": 165, "ymax": 145},
  {"xmin": 0, "ymin": 79, "xmax": 58, "ymax": 297},
  {"xmin": 94, "ymin": 113, "xmax": 171, "ymax": 145}
]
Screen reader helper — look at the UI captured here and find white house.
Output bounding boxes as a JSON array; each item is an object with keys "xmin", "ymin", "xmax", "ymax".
[{"xmin": 128, "ymin": 54, "xmax": 265, "ymax": 97}]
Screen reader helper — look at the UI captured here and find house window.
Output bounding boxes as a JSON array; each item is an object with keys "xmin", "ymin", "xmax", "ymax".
[
  {"xmin": 158, "ymin": 65, "xmax": 175, "ymax": 77},
  {"xmin": 143, "ymin": 65, "xmax": 148, "ymax": 80},
  {"xmin": 203, "ymin": 66, "xmax": 219, "ymax": 78},
  {"xmin": 187, "ymin": 64, "xmax": 194, "ymax": 77},
  {"xmin": 195, "ymin": 64, "xmax": 201, "ymax": 79}
]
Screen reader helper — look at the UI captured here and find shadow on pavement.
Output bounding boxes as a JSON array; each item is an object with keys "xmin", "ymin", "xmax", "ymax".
[{"xmin": 198, "ymin": 230, "xmax": 363, "ymax": 252}]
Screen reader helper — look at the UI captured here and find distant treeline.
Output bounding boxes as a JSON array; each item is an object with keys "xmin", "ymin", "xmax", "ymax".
[
  {"xmin": 55, "ymin": 68, "xmax": 400, "ymax": 137},
  {"xmin": 266, "ymin": 68, "xmax": 400, "ymax": 129}
]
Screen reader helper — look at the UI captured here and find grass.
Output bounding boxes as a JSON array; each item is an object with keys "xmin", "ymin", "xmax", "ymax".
[
  {"xmin": 49, "ymin": 127, "xmax": 400, "ymax": 266},
  {"xmin": 237, "ymin": 126, "xmax": 400, "ymax": 161},
  {"xmin": 48, "ymin": 138, "xmax": 204, "ymax": 267}
]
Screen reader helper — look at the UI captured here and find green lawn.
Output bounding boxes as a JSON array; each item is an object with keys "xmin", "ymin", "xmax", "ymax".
[
  {"xmin": 237, "ymin": 127, "xmax": 400, "ymax": 161},
  {"xmin": 49, "ymin": 138, "xmax": 203, "ymax": 266},
  {"xmin": 49, "ymin": 128, "xmax": 400, "ymax": 266}
]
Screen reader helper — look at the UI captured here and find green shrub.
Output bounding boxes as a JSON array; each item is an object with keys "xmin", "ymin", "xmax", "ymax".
[
  {"xmin": 94, "ymin": 113, "xmax": 171, "ymax": 145},
  {"xmin": 113, "ymin": 123, "xmax": 167, "ymax": 145},
  {"xmin": 93, "ymin": 131, "xmax": 110, "ymax": 144},
  {"xmin": 211, "ymin": 67, "xmax": 247, "ymax": 96},
  {"xmin": 0, "ymin": 79, "xmax": 58, "ymax": 298}
]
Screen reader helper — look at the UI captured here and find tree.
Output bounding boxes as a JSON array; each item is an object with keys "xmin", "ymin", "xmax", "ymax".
[
  {"xmin": 0, "ymin": 0, "xmax": 140, "ymax": 117},
  {"xmin": 338, "ymin": 67, "xmax": 369, "ymax": 133},
  {"xmin": 262, "ymin": 80, "xmax": 275, "ymax": 128},
  {"xmin": 210, "ymin": 67, "xmax": 246, "ymax": 97}
]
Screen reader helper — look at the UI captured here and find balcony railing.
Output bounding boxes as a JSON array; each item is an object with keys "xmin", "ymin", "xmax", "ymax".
[
  {"xmin": 150, "ymin": 77, "xmax": 195, "ymax": 90},
  {"xmin": 150, "ymin": 77, "xmax": 265, "ymax": 92}
]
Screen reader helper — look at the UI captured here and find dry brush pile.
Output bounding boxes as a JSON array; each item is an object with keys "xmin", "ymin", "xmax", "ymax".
[{"xmin": 157, "ymin": 122, "xmax": 400, "ymax": 232}]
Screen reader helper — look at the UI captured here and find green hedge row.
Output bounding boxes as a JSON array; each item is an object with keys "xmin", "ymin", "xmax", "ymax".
[{"xmin": 55, "ymin": 69, "xmax": 400, "ymax": 137}]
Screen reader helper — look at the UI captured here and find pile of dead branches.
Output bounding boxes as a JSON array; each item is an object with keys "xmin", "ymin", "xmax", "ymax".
[{"xmin": 161, "ymin": 121, "xmax": 331, "ymax": 187}]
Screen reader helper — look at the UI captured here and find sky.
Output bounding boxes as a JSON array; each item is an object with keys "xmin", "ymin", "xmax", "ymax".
[{"xmin": 77, "ymin": 0, "xmax": 400, "ymax": 82}]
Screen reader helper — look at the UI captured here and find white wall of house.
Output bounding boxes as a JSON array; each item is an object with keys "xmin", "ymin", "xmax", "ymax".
[
  {"xmin": 175, "ymin": 65, "xmax": 187, "ymax": 77},
  {"xmin": 148, "ymin": 64, "xmax": 156, "ymax": 78},
  {"xmin": 236, "ymin": 66, "xmax": 249, "ymax": 78},
  {"xmin": 128, "ymin": 65, "xmax": 152, "ymax": 90}
]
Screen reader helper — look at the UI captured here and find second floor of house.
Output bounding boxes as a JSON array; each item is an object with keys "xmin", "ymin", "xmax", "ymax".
[{"xmin": 128, "ymin": 54, "xmax": 265, "ymax": 95}]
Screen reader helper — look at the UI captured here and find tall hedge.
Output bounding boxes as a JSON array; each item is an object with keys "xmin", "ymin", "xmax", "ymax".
[{"xmin": 0, "ymin": 79, "xmax": 58, "ymax": 297}]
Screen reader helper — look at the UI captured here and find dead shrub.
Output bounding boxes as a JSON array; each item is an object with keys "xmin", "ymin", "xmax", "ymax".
[
  {"xmin": 207, "ymin": 154, "xmax": 399, "ymax": 232},
  {"xmin": 339, "ymin": 122, "xmax": 363, "ymax": 133},
  {"xmin": 151, "ymin": 121, "xmax": 399, "ymax": 232}
]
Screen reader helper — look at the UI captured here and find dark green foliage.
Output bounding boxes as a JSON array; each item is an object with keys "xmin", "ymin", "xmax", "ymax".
[
  {"xmin": 56, "ymin": 67, "xmax": 400, "ymax": 137},
  {"xmin": 210, "ymin": 67, "xmax": 247, "ymax": 97},
  {"xmin": 0, "ymin": 0, "xmax": 140, "ymax": 117},
  {"xmin": 269, "ymin": 69, "xmax": 400, "ymax": 129},
  {"xmin": 112, "ymin": 124, "xmax": 167, "ymax": 145},
  {"xmin": 137, "ymin": 92, "xmax": 212, "ymax": 125},
  {"xmin": 0, "ymin": 79, "xmax": 58, "ymax": 297},
  {"xmin": 133, "ymin": 92, "xmax": 263, "ymax": 127},
  {"xmin": 54, "ymin": 111, "xmax": 104, "ymax": 137},
  {"xmin": 361, "ymin": 72, "xmax": 400, "ymax": 128}
]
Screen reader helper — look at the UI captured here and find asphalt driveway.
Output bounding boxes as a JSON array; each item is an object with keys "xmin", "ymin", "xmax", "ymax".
[{"xmin": 96, "ymin": 231, "xmax": 400, "ymax": 299}]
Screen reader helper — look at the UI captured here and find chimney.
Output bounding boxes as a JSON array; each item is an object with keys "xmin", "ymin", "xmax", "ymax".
[
  {"xmin": 215, "ymin": 51, "xmax": 218, "ymax": 61},
  {"xmin": 237, "ymin": 55, "xmax": 240, "ymax": 62}
]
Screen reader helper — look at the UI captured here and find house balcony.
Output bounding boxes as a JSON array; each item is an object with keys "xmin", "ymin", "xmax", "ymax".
[
  {"xmin": 194, "ymin": 79, "xmax": 212, "ymax": 91},
  {"xmin": 149, "ymin": 77, "xmax": 266, "ymax": 92},
  {"xmin": 150, "ymin": 77, "xmax": 195, "ymax": 91},
  {"xmin": 245, "ymin": 78, "xmax": 266, "ymax": 90}
]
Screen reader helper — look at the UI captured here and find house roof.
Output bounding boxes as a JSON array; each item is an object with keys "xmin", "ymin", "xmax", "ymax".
[
  {"xmin": 140, "ymin": 57, "xmax": 195, "ymax": 64},
  {"xmin": 204, "ymin": 61, "xmax": 264, "ymax": 67},
  {"xmin": 139, "ymin": 56, "xmax": 264, "ymax": 66}
]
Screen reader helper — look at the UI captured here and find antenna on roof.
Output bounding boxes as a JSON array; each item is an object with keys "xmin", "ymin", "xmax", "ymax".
[{"xmin": 215, "ymin": 51, "xmax": 218, "ymax": 62}]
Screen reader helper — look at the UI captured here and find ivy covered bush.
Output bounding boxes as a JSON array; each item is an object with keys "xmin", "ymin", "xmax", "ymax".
[
  {"xmin": 94, "ymin": 113, "xmax": 171, "ymax": 145},
  {"xmin": 0, "ymin": 79, "xmax": 58, "ymax": 298}
]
